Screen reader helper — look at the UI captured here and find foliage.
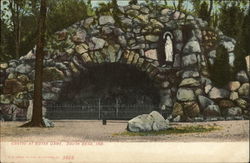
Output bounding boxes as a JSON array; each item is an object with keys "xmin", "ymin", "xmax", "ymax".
[
  {"xmin": 0, "ymin": 0, "xmax": 94, "ymax": 62},
  {"xmin": 218, "ymin": 2, "xmax": 245, "ymax": 39},
  {"xmin": 47, "ymin": 0, "xmax": 94, "ymax": 34},
  {"xmin": 233, "ymin": 6, "xmax": 250, "ymax": 72},
  {"xmin": 209, "ymin": 45, "xmax": 232, "ymax": 87},
  {"xmin": 113, "ymin": 125, "xmax": 220, "ymax": 136},
  {"xmin": 129, "ymin": 0, "xmax": 138, "ymax": 5}
]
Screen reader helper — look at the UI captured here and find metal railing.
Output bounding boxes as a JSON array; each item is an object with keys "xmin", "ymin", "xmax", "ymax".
[{"xmin": 45, "ymin": 103, "xmax": 157, "ymax": 120}]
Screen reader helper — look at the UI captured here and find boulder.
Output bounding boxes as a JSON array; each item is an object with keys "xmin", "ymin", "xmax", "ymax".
[
  {"xmin": 179, "ymin": 78, "xmax": 200, "ymax": 87},
  {"xmin": 182, "ymin": 54, "xmax": 197, "ymax": 67},
  {"xmin": 3, "ymin": 79, "xmax": 25, "ymax": 94},
  {"xmin": 238, "ymin": 83, "xmax": 249, "ymax": 97},
  {"xmin": 236, "ymin": 70, "xmax": 249, "ymax": 83},
  {"xmin": 198, "ymin": 95, "xmax": 214, "ymax": 109},
  {"xmin": 227, "ymin": 81, "xmax": 241, "ymax": 91},
  {"xmin": 182, "ymin": 102, "xmax": 200, "ymax": 118},
  {"xmin": 145, "ymin": 35, "xmax": 159, "ymax": 42},
  {"xmin": 195, "ymin": 89, "xmax": 203, "ymax": 96},
  {"xmin": 218, "ymin": 100, "xmax": 235, "ymax": 109},
  {"xmin": 0, "ymin": 94, "xmax": 12, "ymax": 104},
  {"xmin": 205, "ymin": 84, "xmax": 212, "ymax": 94},
  {"xmin": 15, "ymin": 64, "xmax": 32, "ymax": 74},
  {"xmin": 173, "ymin": 29, "xmax": 183, "ymax": 42},
  {"xmin": 42, "ymin": 117, "xmax": 54, "ymax": 127},
  {"xmin": 42, "ymin": 92, "xmax": 58, "ymax": 101},
  {"xmin": 75, "ymin": 43, "xmax": 89, "ymax": 54},
  {"xmin": 229, "ymin": 92, "xmax": 239, "ymax": 101},
  {"xmin": 177, "ymin": 88, "xmax": 195, "ymax": 101},
  {"xmin": 227, "ymin": 107, "xmax": 242, "ymax": 116},
  {"xmin": 183, "ymin": 40, "xmax": 201, "ymax": 54},
  {"xmin": 235, "ymin": 98, "xmax": 248, "ymax": 109},
  {"xmin": 203, "ymin": 105, "xmax": 221, "ymax": 117},
  {"xmin": 0, "ymin": 63, "xmax": 8, "ymax": 69},
  {"xmin": 172, "ymin": 102, "xmax": 184, "ymax": 117},
  {"xmin": 89, "ymin": 37, "xmax": 106, "ymax": 50},
  {"xmin": 161, "ymin": 81, "xmax": 170, "ymax": 88},
  {"xmin": 208, "ymin": 87, "xmax": 230, "ymax": 99},
  {"xmin": 145, "ymin": 49, "xmax": 158, "ymax": 60},
  {"xmin": 43, "ymin": 67, "xmax": 64, "ymax": 82},
  {"xmin": 17, "ymin": 74, "xmax": 30, "ymax": 84},
  {"xmin": 127, "ymin": 111, "xmax": 170, "ymax": 132},
  {"xmin": 99, "ymin": 16, "xmax": 115, "ymax": 25},
  {"xmin": 0, "ymin": 104, "xmax": 25, "ymax": 121},
  {"xmin": 72, "ymin": 30, "xmax": 86, "ymax": 43},
  {"xmin": 181, "ymin": 70, "xmax": 199, "ymax": 78},
  {"xmin": 221, "ymin": 40, "xmax": 235, "ymax": 52}
]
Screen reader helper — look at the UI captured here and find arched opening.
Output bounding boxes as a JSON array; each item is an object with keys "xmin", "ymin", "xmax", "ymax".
[
  {"xmin": 157, "ymin": 30, "xmax": 175, "ymax": 67},
  {"xmin": 163, "ymin": 32, "xmax": 174, "ymax": 63},
  {"xmin": 47, "ymin": 63, "xmax": 160, "ymax": 120}
]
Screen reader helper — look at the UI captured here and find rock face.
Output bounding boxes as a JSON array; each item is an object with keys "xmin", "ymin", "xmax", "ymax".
[
  {"xmin": 227, "ymin": 107, "xmax": 242, "ymax": 116},
  {"xmin": 203, "ymin": 105, "xmax": 221, "ymax": 117},
  {"xmin": 208, "ymin": 87, "xmax": 230, "ymax": 99},
  {"xmin": 127, "ymin": 111, "xmax": 170, "ymax": 132},
  {"xmin": 198, "ymin": 95, "xmax": 214, "ymax": 109},
  {"xmin": 182, "ymin": 102, "xmax": 200, "ymax": 118},
  {"xmin": 236, "ymin": 71, "xmax": 249, "ymax": 83},
  {"xmin": 177, "ymin": 88, "xmax": 195, "ymax": 101},
  {"xmin": 1, "ymin": 4, "xmax": 248, "ymax": 122},
  {"xmin": 238, "ymin": 83, "xmax": 249, "ymax": 97}
]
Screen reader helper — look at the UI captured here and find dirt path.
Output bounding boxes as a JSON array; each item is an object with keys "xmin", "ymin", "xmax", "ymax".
[{"xmin": 0, "ymin": 120, "xmax": 249, "ymax": 142}]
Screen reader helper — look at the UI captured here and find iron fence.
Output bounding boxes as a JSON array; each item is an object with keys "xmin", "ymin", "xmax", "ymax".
[{"xmin": 45, "ymin": 103, "xmax": 157, "ymax": 120}]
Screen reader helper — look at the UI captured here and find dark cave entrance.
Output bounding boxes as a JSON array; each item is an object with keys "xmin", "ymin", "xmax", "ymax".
[
  {"xmin": 59, "ymin": 63, "xmax": 160, "ymax": 105},
  {"xmin": 47, "ymin": 63, "xmax": 160, "ymax": 119}
]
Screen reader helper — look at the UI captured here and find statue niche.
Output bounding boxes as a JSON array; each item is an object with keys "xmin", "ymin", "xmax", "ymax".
[{"xmin": 157, "ymin": 31, "xmax": 174, "ymax": 67}]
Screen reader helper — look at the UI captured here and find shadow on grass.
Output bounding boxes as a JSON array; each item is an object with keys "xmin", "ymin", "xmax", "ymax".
[{"xmin": 113, "ymin": 125, "xmax": 221, "ymax": 136}]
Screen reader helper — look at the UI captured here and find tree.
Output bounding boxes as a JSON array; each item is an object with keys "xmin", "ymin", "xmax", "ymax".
[
  {"xmin": 21, "ymin": 0, "xmax": 47, "ymax": 127},
  {"xmin": 47, "ymin": 0, "xmax": 92, "ymax": 34},
  {"xmin": 233, "ymin": 4, "xmax": 250, "ymax": 72},
  {"xmin": 129, "ymin": 0, "xmax": 138, "ymax": 5}
]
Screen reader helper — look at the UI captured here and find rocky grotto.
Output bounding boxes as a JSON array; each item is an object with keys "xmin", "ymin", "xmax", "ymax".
[{"xmin": 0, "ymin": 4, "xmax": 249, "ymax": 122}]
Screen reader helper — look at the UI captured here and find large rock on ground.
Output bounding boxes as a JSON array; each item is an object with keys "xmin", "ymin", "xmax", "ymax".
[
  {"xmin": 42, "ymin": 117, "xmax": 54, "ymax": 127},
  {"xmin": 127, "ymin": 111, "xmax": 170, "ymax": 132}
]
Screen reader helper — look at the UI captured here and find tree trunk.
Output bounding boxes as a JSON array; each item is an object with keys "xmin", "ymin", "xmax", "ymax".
[
  {"xmin": 21, "ymin": 0, "xmax": 47, "ymax": 127},
  {"xmin": 208, "ymin": 0, "xmax": 213, "ymax": 25}
]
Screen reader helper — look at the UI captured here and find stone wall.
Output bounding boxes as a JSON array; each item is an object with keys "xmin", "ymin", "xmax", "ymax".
[{"xmin": 0, "ymin": 4, "xmax": 249, "ymax": 121}]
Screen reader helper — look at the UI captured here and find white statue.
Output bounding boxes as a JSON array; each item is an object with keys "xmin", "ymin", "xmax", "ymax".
[
  {"xmin": 26, "ymin": 100, "xmax": 47, "ymax": 120},
  {"xmin": 163, "ymin": 32, "xmax": 173, "ymax": 62}
]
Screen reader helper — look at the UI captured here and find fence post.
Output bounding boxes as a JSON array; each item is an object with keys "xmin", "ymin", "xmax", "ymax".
[{"xmin": 98, "ymin": 98, "xmax": 101, "ymax": 120}]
